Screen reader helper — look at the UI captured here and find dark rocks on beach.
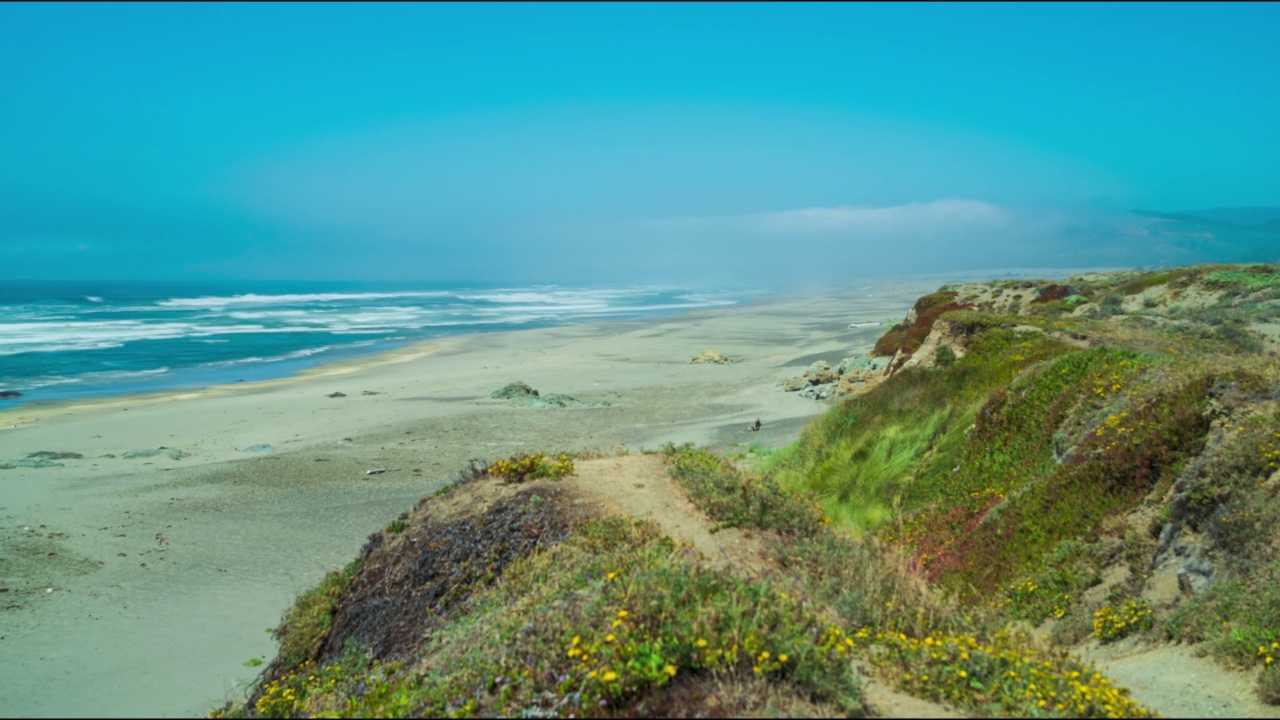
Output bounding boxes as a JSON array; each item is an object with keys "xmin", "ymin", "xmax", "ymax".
[
  {"xmin": 0, "ymin": 458, "xmax": 64, "ymax": 469},
  {"xmin": 490, "ymin": 381, "xmax": 611, "ymax": 408},
  {"xmin": 26, "ymin": 451, "xmax": 84, "ymax": 460},
  {"xmin": 491, "ymin": 381, "xmax": 539, "ymax": 400},
  {"xmin": 799, "ymin": 384, "xmax": 836, "ymax": 401},
  {"xmin": 327, "ymin": 392, "xmax": 347, "ymax": 398},
  {"xmin": 0, "ymin": 391, "xmax": 22, "ymax": 399},
  {"xmin": 122, "ymin": 448, "xmax": 190, "ymax": 460},
  {"xmin": 360, "ymin": 391, "xmax": 381, "ymax": 396}
]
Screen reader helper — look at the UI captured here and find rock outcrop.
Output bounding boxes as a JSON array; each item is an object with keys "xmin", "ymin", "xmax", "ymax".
[{"xmin": 780, "ymin": 357, "xmax": 888, "ymax": 400}]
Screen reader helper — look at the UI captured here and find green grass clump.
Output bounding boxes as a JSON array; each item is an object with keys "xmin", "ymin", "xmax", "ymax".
[
  {"xmin": 1116, "ymin": 269, "xmax": 1197, "ymax": 296},
  {"xmin": 1204, "ymin": 267, "xmax": 1280, "ymax": 293},
  {"xmin": 660, "ymin": 443, "xmax": 827, "ymax": 535},
  {"xmin": 1161, "ymin": 567, "xmax": 1280, "ymax": 670},
  {"xmin": 1259, "ymin": 665, "xmax": 1280, "ymax": 705},
  {"xmin": 771, "ymin": 324, "xmax": 1074, "ymax": 535},
  {"xmin": 273, "ymin": 561, "xmax": 360, "ymax": 671}
]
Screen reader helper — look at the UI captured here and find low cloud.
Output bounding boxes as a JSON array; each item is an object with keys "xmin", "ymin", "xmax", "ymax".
[{"xmin": 653, "ymin": 199, "xmax": 1009, "ymax": 236}]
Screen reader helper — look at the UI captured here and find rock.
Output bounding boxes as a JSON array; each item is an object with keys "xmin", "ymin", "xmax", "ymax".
[
  {"xmin": 1178, "ymin": 554, "xmax": 1215, "ymax": 594},
  {"xmin": 691, "ymin": 350, "xmax": 733, "ymax": 364},
  {"xmin": 327, "ymin": 392, "xmax": 347, "ymax": 398},
  {"xmin": 833, "ymin": 377, "xmax": 867, "ymax": 397},
  {"xmin": 0, "ymin": 391, "xmax": 22, "ymax": 399},
  {"xmin": 836, "ymin": 356, "xmax": 887, "ymax": 375},
  {"xmin": 806, "ymin": 370, "xmax": 838, "ymax": 386},
  {"xmin": 242, "ymin": 444, "xmax": 275, "ymax": 454},
  {"xmin": 0, "ymin": 458, "xmax": 64, "ymax": 469},
  {"xmin": 780, "ymin": 377, "xmax": 807, "ymax": 392},
  {"xmin": 25, "ymin": 451, "xmax": 84, "ymax": 460},
  {"xmin": 806, "ymin": 360, "xmax": 831, "ymax": 374},
  {"xmin": 122, "ymin": 447, "xmax": 189, "ymax": 460},
  {"xmin": 799, "ymin": 383, "xmax": 836, "ymax": 401},
  {"xmin": 360, "ymin": 391, "xmax": 381, "ymax": 396},
  {"xmin": 491, "ymin": 381, "xmax": 539, "ymax": 400}
]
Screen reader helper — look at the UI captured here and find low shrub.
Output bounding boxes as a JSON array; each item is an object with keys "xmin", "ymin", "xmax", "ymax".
[
  {"xmin": 1093, "ymin": 597, "xmax": 1154, "ymax": 643},
  {"xmin": 484, "ymin": 452, "xmax": 575, "ymax": 483},
  {"xmin": 852, "ymin": 627, "xmax": 1152, "ymax": 717}
]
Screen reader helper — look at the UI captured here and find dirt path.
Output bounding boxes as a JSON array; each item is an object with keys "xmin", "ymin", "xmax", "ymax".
[
  {"xmin": 566, "ymin": 455, "xmax": 770, "ymax": 573},
  {"xmin": 563, "ymin": 455, "xmax": 967, "ymax": 718},
  {"xmin": 1076, "ymin": 640, "xmax": 1280, "ymax": 719}
]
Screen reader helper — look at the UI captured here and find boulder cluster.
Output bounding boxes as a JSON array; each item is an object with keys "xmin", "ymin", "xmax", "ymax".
[{"xmin": 779, "ymin": 356, "xmax": 888, "ymax": 400}]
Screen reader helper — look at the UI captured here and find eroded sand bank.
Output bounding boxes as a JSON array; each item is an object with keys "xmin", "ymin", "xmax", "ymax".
[{"xmin": 0, "ymin": 282, "xmax": 934, "ymax": 717}]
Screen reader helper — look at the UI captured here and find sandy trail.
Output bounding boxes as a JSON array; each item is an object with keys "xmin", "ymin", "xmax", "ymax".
[
  {"xmin": 1077, "ymin": 640, "xmax": 1280, "ymax": 719},
  {"xmin": 0, "ymin": 282, "xmax": 936, "ymax": 718}
]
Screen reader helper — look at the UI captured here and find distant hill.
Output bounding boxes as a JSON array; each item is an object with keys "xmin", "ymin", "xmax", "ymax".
[
  {"xmin": 1092, "ymin": 206, "xmax": 1280, "ymax": 268},
  {"xmin": 1143, "ymin": 206, "xmax": 1280, "ymax": 227}
]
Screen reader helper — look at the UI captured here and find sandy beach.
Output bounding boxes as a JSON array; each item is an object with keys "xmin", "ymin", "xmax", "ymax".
[{"xmin": 0, "ymin": 280, "xmax": 936, "ymax": 717}]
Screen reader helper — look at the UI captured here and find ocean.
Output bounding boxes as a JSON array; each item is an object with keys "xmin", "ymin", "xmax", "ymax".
[{"xmin": 0, "ymin": 280, "xmax": 747, "ymax": 410}]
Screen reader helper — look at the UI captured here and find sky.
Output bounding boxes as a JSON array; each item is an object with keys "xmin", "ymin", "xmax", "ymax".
[{"xmin": 2, "ymin": 2, "xmax": 1278, "ymax": 285}]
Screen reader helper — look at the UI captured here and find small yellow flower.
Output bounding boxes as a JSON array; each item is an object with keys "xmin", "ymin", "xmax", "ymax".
[
  {"xmin": 602, "ymin": 671, "xmax": 618, "ymax": 682},
  {"xmin": 616, "ymin": 610, "xmax": 628, "ymax": 619},
  {"xmin": 778, "ymin": 653, "xmax": 788, "ymax": 663},
  {"xmin": 605, "ymin": 634, "xmax": 616, "ymax": 643},
  {"xmin": 695, "ymin": 639, "xmax": 708, "ymax": 648},
  {"xmin": 663, "ymin": 664, "xmax": 677, "ymax": 677}
]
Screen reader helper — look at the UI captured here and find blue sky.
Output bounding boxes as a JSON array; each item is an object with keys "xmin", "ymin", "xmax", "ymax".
[{"xmin": 2, "ymin": 3, "xmax": 1278, "ymax": 283}]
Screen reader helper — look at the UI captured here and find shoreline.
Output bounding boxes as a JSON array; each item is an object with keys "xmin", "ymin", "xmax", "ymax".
[{"xmin": 0, "ymin": 266, "xmax": 1108, "ymax": 422}]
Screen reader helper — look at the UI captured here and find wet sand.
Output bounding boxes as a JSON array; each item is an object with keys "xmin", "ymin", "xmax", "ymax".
[{"xmin": 0, "ymin": 280, "xmax": 935, "ymax": 717}]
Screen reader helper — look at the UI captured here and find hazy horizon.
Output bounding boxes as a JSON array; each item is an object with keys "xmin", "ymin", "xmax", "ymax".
[{"xmin": 3, "ymin": 3, "xmax": 1278, "ymax": 286}]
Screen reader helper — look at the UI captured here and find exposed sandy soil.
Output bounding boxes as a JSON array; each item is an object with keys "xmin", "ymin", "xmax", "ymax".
[{"xmin": 1077, "ymin": 640, "xmax": 1280, "ymax": 719}]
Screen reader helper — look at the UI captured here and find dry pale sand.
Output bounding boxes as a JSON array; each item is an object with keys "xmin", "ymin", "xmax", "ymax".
[{"xmin": 0, "ymin": 280, "xmax": 935, "ymax": 718}]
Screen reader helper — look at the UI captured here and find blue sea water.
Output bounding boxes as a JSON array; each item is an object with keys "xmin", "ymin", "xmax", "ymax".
[{"xmin": 0, "ymin": 280, "xmax": 746, "ymax": 410}]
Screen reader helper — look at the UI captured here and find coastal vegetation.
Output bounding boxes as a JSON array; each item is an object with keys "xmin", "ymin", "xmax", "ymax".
[{"xmin": 217, "ymin": 263, "xmax": 1280, "ymax": 718}]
